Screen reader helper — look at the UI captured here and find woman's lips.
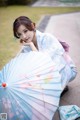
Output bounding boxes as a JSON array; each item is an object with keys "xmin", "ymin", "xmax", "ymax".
[{"xmin": 24, "ymin": 38, "xmax": 30, "ymax": 42}]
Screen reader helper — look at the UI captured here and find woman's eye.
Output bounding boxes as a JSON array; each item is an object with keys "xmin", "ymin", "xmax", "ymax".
[
  {"xmin": 24, "ymin": 30, "xmax": 28, "ymax": 33},
  {"xmin": 17, "ymin": 33, "xmax": 21, "ymax": 37}
]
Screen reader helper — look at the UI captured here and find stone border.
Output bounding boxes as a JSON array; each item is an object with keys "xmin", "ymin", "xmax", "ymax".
[
  {"xmin": 37, "ymin": 11, "xmax": 80, "ymax": 32},
  {"xmin": 37, "ymin": 15, "xmax": 51, "ymax": 32}
]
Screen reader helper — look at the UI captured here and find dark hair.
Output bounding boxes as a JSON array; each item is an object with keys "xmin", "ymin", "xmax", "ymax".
[{"xmin": 13, "ymin": 16, "xmax": 35, "ymax": 38}]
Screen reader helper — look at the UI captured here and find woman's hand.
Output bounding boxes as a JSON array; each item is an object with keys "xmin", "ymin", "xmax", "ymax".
[
  {"xmin": 21, "ymin": 41, "xmax": 33, "ymax": 46},
  {"xmin": 20, "ymin": 40, "xmax": 38, "ymax": 51}
]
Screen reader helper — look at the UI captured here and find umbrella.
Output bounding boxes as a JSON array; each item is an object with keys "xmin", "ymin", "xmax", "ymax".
[{"xmin": 0, "ymin": 51, "xmax": 62, "ymax": 120}]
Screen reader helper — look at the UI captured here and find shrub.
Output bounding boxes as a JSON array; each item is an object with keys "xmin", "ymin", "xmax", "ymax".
[
  {"xmin": 0, "ymin": 0, "xmax": 8, "ymax": 6},
  {"xmin": 0, "ymin": 0, "xmax": 38, "ymax": 6},
  {"xmin": 7, "ymin": 0, "xmax": 32, "ymax": 5}
]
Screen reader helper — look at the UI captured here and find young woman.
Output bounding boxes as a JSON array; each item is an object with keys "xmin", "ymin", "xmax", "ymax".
[{"xmin": 13, "ymin": 16, "xmax": 77, "ymax": 93}]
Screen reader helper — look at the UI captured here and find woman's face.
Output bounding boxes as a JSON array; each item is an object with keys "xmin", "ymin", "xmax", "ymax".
[{"xmin": 17, "ymin": 25, "xmax": 35, "ymax": 43}]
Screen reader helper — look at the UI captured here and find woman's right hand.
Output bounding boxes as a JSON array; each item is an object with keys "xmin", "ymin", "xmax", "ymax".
[
  {"xmin": 20, "ymin": 39, "xmax": 32, "ymax": 46},
  {"xmin": 20, "ymin": 40, "xmax": 38, "ymax": 51}
]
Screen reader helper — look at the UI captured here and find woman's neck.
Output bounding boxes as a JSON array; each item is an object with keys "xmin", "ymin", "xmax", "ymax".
[{"xmin": 33, "ymin": 32, "xmax": 38, "ymax": 49}]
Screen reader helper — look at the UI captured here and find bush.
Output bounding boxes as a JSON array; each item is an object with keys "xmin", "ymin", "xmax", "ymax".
[
  {"xmin": 7, "ymin": 0, "xmax": 32, "ymax": 5},
  {"xmin": 0, "ymin": 0, "xmax": 38, "ymax": 6},
  {"xmin": 0, "ymin": 0, "xmax": 8, "ymax": 6}
]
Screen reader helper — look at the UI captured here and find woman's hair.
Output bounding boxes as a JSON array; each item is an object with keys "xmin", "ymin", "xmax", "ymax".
[{"xmin": 13, "ymin": 16, "xmax": 35, "ymax": 38}]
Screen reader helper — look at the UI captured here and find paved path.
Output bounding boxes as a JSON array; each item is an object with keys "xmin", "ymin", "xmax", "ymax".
[
  {"xmin": 32, "ymin": 0, "xmax": 80, "ymax": 7},
  {"xmin": 44, "ymin": 12, "xmax": 80, "ymax": 119},
  {"xmin": 32, "ymin": 0, "xmax": 80, "ymax": 118}
]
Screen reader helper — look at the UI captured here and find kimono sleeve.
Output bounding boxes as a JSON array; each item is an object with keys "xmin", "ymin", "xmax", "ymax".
[
  {"xmin": 41, "ymin": 33, "xmax": 65, "ymax": 59},
  {"xmin": 20, "ymin": 46, "xmax": 32, "ymax": 53}
]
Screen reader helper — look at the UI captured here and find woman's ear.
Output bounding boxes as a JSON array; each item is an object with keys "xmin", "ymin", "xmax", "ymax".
[{"xmin": 31, "ymin": 23, "xmax": 36, "ymax": 30}]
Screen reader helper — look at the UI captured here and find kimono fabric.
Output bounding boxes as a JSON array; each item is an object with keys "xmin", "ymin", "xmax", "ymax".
[
  {"xmin": 21, "ymin": 30, "xmax": 77, "ymax": 86},
  {"xmin": 20, "ymin": 30, "xmax": 77, "ymax": 119}
]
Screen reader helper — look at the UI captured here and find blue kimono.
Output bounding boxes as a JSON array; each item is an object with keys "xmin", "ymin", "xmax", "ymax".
[{"xmin": 21, "ymin": 30, "xmax": 77, "ymax": 89}]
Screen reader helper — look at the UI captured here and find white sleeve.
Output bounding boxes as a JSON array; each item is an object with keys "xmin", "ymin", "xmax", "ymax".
[
  {"xmin": 20, "ymin": 46, "xmax": 32, "ymax": 53},
  {"xmin": 41, "ymin": 33, "xmax": 65, "ymax": 59}
]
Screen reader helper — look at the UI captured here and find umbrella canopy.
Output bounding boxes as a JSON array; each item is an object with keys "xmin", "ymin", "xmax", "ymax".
[{"xmin": 0, "ymin": 51, "xmax": 62, "ymax": 120}]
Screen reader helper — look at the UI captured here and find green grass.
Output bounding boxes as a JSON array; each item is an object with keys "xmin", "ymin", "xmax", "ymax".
[{"xmin": 0, "ymin": 6, "xmax": 80, "ymax": 69}]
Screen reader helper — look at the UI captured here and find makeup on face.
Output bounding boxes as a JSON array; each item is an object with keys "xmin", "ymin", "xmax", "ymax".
[{"xmin": 17, "ymin": 25, "xmax": 35, "ymax": 43}]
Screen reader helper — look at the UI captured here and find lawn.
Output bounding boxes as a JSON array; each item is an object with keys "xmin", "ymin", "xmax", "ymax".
[{"xmin": 0, "ymin": 6, "xmax": 80, "ymax": 69}]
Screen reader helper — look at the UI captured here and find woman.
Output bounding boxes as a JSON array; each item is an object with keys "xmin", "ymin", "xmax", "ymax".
[{"xmin": 13, "ymin": 16, "xmax": 77, "ymax": 93}]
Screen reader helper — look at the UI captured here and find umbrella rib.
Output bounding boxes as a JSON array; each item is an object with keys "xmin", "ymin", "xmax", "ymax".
[
  {"xmin": 9, "ymin": 86, "xmax": 60, "ymax": 107},
  {"xmin": 7, "ymin": 89, "xmax": 32, "ymax": 119},
  {"xmin": 6, "ymin": 54, "xmax": 27, "ymax": 83},
  {"xmin": 11, "ymin": 77, "xmax": 59, "ymax": 86},
  {"xmin": 10, "ymin": 69, "xmax": 59, "ymax": 85},
  {"xmin": 9, "ymin": 65, "xmax": 54, "ymax": 84},
  {"xmin": 7, "ymin": 55, "xmax": 54, "ymax": 83},
  {"xmin": 7, "ymin": 89, "xmax": 52, "ymax": 120}
]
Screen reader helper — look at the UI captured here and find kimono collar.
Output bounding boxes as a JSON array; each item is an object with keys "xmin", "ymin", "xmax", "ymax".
[{"xmin": 36, "ymin": 30, "xmax": 44, "ymax": 50}]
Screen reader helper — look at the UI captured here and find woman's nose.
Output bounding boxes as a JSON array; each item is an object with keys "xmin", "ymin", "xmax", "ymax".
[{"xmin": 22, "ymin": 33, "xmax": 26, "ymax": 39}]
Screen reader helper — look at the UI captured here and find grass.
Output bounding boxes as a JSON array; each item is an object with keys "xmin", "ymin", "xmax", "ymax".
[{"xmin": 0, "ymin": 5, "xmax": 80, "ymax": 69}]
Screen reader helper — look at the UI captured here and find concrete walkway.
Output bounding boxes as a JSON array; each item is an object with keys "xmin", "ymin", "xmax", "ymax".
[
  {"xmin": 46, "ymin": 12, "xmax": 80, "ymax": 120},
  {"xmin": 32, "ymin": 1, "xmax": 80, "ymax": 119},
  {"xmin": 32, "ymin": 0, "xmax": 80, "ymax": 7},
  {"xmin": 37, "ymin": 12, "xmax": 80, "ymax": 119}
]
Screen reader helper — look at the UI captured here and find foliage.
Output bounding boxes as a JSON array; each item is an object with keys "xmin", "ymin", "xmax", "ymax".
[
  {"xmin": 7, "ymin": 0, "xmax": 32, "ymax": 5},
  {"xmin": 0, "ymin": 0, "xmax": 8, "ymax": 6},
  {"xmin": 0, "ymin": 0, "xmax": 34, "ymax": 6}
]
